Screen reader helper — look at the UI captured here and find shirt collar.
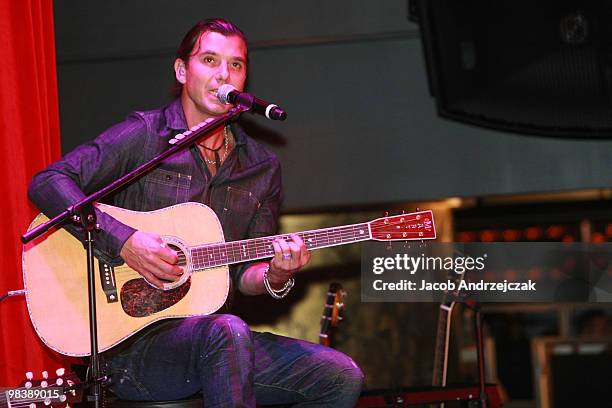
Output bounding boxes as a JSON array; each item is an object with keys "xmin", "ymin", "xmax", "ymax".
[
  {"xmin": 164, "ymin": 98, "xmax": 188, "ymax": 131},
  {"xmin": 164, "ymin": 98, "xmax": 247, "ymax": 147}
]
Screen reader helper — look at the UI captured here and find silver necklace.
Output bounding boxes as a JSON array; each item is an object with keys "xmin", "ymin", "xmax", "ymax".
[{"xmin": 201, "ymin": 125, "xmax": 230, "ymax": 166}]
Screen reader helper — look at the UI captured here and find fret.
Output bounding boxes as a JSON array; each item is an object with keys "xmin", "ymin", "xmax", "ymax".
[
  {"xmin": 187, "ymin": 214, "xmax": 430, "ymax": 271},
  {"xmin": 188, "ymin": 223, "xmax": 371, "ymax": 271}
]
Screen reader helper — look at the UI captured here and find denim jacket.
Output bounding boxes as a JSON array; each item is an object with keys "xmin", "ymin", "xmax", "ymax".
[{"xmin": 28, "ymin": 98, "xmax": 282, "ymax": 289}]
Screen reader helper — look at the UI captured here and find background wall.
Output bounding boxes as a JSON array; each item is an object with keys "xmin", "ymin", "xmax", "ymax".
[{"xmin": 54, "ymin": 0, "xmax": 612, "ymax": 211}]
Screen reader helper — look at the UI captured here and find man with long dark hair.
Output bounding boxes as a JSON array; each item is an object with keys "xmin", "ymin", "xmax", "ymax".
[{"xmin": 28, "ymin": 18, "xmax": 363, "ymax": 407}]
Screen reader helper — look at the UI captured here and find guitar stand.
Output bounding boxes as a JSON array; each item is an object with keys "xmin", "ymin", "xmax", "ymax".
[{"xmin": 357, "ymin": 300, "xmax": 501, "ymax": 408}]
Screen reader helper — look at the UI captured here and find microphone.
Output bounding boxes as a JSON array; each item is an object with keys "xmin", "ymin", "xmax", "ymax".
[{"xmin": 217, "ymin": 84, "xmax": 287, "ymax": 121}]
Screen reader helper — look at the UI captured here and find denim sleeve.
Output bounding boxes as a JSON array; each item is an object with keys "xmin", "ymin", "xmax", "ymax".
[
  {"xmin": 232, "ymin": 158, "xmax": 283, "ymax": 291},
  {"xmin": 27, "ymin": 114, "xmax": 148, "ymax": 263}
]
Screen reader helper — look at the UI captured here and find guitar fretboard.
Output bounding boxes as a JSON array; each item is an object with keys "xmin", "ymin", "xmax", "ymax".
[{"xmin": 190, "ymin": 223, "xmax": 371, "ymax": 270}]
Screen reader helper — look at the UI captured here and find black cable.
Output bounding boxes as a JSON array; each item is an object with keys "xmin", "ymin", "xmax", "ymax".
[{"xmin": 0, "ymin": 289, "xmax": 25, "ymax": 303}]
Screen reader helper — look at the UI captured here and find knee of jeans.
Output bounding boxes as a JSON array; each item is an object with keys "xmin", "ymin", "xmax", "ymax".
[
  {"xmin": 206, "ymin": 314, "xmax": 253, "ymax": 347},
  {"xmin": 335, "ymin": 355, "xmax": 364, "ymax": 392},
  {"xmin": 315, "ymin": 351, "xmax": 364, "ymax": 395}
]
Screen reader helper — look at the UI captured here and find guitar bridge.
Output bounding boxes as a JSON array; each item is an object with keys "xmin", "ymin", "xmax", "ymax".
[{"xmin": 99, "ymin": 261, "xmax": 118, "ymax": 303}]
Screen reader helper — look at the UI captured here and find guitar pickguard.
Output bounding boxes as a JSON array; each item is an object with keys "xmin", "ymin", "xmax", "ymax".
[{"xmin": 120, "ymin": 278, "xmax": 192, "ymax": 318}]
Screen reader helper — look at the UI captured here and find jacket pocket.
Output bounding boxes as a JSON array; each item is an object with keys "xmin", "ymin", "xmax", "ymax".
[
  {"xmin": 143, "ymin": 168, "xmax": 192, "ymax": 210},
  {"xmin": 220, "ymin": 186, "xmax": 261, "ymax": 240}
]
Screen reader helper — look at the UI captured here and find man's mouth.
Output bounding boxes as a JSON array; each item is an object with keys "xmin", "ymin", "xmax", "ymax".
[{"xmin": 209, "ymin": 89, "xmax": 226, "ymax": 104}]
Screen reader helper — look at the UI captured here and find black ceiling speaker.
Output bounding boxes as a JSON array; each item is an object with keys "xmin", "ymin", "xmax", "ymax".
[{"xmin": 413, "ymin": 0, "xmax": 612, "ymax": 138}]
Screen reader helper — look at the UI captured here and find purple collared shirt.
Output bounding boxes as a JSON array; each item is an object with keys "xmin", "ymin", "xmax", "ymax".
[{"xmin": 28, "ymin": 98, "xmax": 282, "ymax": 290}]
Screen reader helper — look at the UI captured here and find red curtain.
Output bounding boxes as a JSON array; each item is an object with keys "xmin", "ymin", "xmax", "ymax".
[{"xmin": 0, "ymin": 0, "xmax": 66, "ymax": 386}]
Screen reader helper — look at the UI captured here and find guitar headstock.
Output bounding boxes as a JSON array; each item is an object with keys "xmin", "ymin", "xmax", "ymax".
[
  {"xmin": 319, "ymin": 282, "xmax": 346, "ymax": 347},
  {"xmin": 1, "ymin": 368, "xmax": 81, "ymax": 407},
  {"xmin": 369, "ymin": 210, "xmax": 436, "ymax": 241}
]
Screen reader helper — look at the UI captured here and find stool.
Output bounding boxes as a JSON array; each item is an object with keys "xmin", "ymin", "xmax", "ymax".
[{"xmin": 106, "ymin": 396, "xmax": 202, "ymax": 407}]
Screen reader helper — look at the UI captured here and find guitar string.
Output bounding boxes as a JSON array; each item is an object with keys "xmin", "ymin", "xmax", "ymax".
[
  {"xmin": 112, "ymin": 217, "xmax": 432, "ymax": 277},
  {"xmin": 5, "ymin": 400, "xmax": 64, "ymax": 407},
  {"xmin": 2, "ymin": 384, "xmax": 70, "ymax": 407},
  {"xmin": 113, "ymin": 224, "xmax": 370, "ymax": 276},
  {"xmin": 112, "ymin": 228, "xmax": 365, "ymax": 277},
  {"xmin": 114, "ymin": 232, "xmax": 429, "ymax": 280},
  {"xmin": 190, "ymin": 218, "xmax": 429, "ymax": 265},
  {"xmin": 190, "ymin": 225, "xmax": 370, "ymax": 264},
  {"xmin": 188, "ymin": 217, "xmax": 426, "ymax": 260},
  {"xmin": 189, "ymin": 216, "xmax": 423, "ymax": 254},
  {"xmin": 187, "ymin": 215, "xmax": 425, "ymax": 259},
  {"xmin": 127, "ymin": 216, "xmax": 424, "ymax": 262},
  {"xmin": 114, "ymin": 226, "xmax": 381, "ymax": 276}
]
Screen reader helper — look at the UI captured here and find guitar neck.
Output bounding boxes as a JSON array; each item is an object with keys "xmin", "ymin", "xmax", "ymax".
[
  {"xmin": 190, "ymin": 222, "xmax": 371, "ymax": 270},
  {"xmin": 432, "ymin": 303, "xmax": 454, "ymax": 387}
]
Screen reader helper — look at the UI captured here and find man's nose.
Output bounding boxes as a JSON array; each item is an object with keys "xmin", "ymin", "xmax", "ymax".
[{"xmin": 216, "ymin": 61, "xmax": 230, "ymax": 82}]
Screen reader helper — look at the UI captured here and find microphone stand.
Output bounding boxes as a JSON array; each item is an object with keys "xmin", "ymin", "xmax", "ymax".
[{"xmin": 21, "ymin": 104, "xmax": 249, "ymax": 407}]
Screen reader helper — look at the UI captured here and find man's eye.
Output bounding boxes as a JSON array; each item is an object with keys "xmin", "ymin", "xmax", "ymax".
[
  {"xmin": 204, "ymin": 56, "xmax": 215, "ymax": 64},
  {"xmin": 232, "ymin": 62, "xmax": 243, "ymax": 70}
]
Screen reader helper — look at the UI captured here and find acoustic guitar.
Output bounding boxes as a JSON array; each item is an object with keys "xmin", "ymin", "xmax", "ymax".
[
  {"xmin": 23, "ymin": 202, "xmax": 436, "ymax": 356},
  {"xmin": 319, "ymin": 282, "xmax": 346, "ymax": 347},
  {"xmin": 0, "ymin": 369, "xmax": 80, "ymax": 408}
]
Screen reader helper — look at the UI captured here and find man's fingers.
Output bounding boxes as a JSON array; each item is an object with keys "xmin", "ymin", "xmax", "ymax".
[
  {"xmin": 287, "ymin": 240, "xmax": 301, "ymax": 257},
  {"xmin": 139, "ymin": 268, "xmax": 165, "ymax": 289},
  {"xmin": 276, "ymin": 238, "xmax": 291, "ymax": 256},
  {"xmin": 157, "ymin": 242, "xmax": 180, "ymax": 265},
  {"xmin": 271, "ymin": 240, "xmax": 283, "ymax": 264},
  {"xmin": 290, "ymin": 234, "xmax": 305, "ymax": 247},
  {"xmin": 149, "ymin": 259, "xmax": 183, "ymax": 281},
  {"xmin": 290, "ymin": 234, "xmax": 310, "ymax": 266}
]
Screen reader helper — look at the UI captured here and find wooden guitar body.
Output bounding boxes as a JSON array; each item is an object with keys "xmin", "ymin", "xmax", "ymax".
[{"xmin": 23, "ymin": 202, "xmax": 230, "ymax": 356}]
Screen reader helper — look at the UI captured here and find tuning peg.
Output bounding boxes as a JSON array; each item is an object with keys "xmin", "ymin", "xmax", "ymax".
[
  {"xmin": 42, "ymin": 370, "xmax": 49, "ymax": 379},
  {"xmin": 383, "ymin": 211, "xmax": 389, "ymax": 217},
  {"xmin": 44, "ymin": 397, "xmax": 51, "ymax": 405},
  {"xmin": 25, "ymin": 381, "xmax": 32, "ymax": 388},
  {"xmin": 56, "ymin": 377, "xmax": 64, "ymax": 386},
  {"xmin": 41, "ymin": 380, "xmax": 48, "ymax": 387},
  {"xmin": 26, "ymin": 371, "xmax": 33, "ymax": 380},
  {"xmin": 59, "ymin": 395, "xmax": 67, "ymax": 402},
  {"xmin": 29, "ymin": 403, "xmax": 36, "ymax": 408},
  {"xmin": 416, "ymin": 207, "xmax": 421, "ymax": 211},
  {"xmin": 56, "ymin": 367, "xmax": 65, "ymax": 376}
]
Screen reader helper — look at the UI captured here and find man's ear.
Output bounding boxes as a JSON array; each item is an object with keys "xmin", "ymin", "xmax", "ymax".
[{"xmin": 174, "ymin": 59, "xmax": 186, "ymax": 84}]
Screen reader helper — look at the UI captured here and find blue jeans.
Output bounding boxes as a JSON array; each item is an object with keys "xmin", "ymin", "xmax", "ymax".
[{"xmin": 105, "ymin": 315, "xmax": 364, "ymax": 407}]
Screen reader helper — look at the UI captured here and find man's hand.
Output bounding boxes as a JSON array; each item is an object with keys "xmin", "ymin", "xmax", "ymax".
[
  {"xmin": 268, "ymin": 234, "xmax": 311, "ymax": 289},
  {"xmin": 119, "ymin": 231, "xmax": 183, "ymax": 289}
]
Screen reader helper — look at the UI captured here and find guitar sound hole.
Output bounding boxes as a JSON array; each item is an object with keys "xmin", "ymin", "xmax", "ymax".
[{"xmin": 167, "ymin": 243, "xmax": 187, "ymax": 266}]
